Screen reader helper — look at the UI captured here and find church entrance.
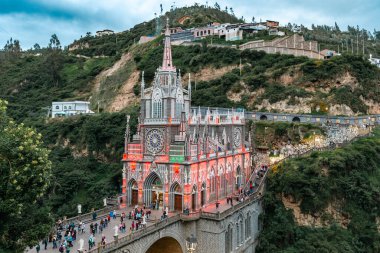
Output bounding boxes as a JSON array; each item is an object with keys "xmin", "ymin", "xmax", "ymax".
[
  {"xmin": 128, "ymin": 179, "xmax": 139, "ymax": 206},
  {"xmin": 170, "ymin": 182, "xmax": 182, "ymax": 212},
  {"xmin": 144, "ymin": 172, "xmax": 164, "ymax": 209},
  {"xmin": 200, "ymin": 182, "xmax": 206, "ymax": 207},
  {"xmin": 191, "ymin": 185, "xmax": 197, "ymax": 210},
  {"xmin": 131, "ymin": 190, "xmax": 138, "ymax": 205},
  {"xmin": 152, "ymin": 177, "xmax": 164, "ymax": 209}
]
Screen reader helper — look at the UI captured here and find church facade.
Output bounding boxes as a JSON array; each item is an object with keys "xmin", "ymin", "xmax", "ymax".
[{"xmin": 121, "ymin": 20, "xmax": 251, "ymax": 212}]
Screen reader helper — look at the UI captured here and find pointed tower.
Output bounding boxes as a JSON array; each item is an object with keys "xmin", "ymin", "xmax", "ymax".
[{"xmin": 162, "ymin": 17, "xmax": 175, "ymax": 71}]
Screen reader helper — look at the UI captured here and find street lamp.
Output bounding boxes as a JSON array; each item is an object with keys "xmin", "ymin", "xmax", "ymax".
[
  {"xmin": 186, "ymin": 234, "xmax": 197, "ymax": 253},
  {"xmin": 77, "ymin": 204, "xmax": 82, "ymax": 222}
]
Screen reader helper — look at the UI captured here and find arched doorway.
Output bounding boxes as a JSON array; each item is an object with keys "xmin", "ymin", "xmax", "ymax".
[
  {"xmin": 292, "ymin": 116, "xmax": 300, "ymax": 122},
  {"xmin": 200, "ymin": 182, "xmax": 206, "ymax": 207},
  {"xmin": 146, "ymin": 237, "xmax": 183, "ymax": 253},
  {"xmin": 170, "ymin": 182, "xmax": 182, "ymax": 211},
  {"xmin": 191, "ymin": 185, "xmax": 197, "ymax": 210},
  {"xmin": 144, "ymin": 172, "xmax": 163, "ymax": 210},
  {"xmin": 236, "ymin": 165, "xmax": 242, "ymax": 190},
  {"xmin": 225, "ymin": 224, "xmax": 233, "ymax": 253},
  {"xmin": 260, "ymin": 115, "xmax": 267, "ymax": 120},
  {"xmin": 127, "ymin": 179, "xmax": 138, "ymax": 206}
]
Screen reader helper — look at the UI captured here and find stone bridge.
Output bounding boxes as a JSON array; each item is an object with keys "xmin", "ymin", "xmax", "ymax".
[
  {"xmin": 193, "ymin": 107, "xmax": 380, "ymax": 126},
  {"xmin": 88, "ymin": 171, "xmax": 267, "ymax": 253},
  {"xmin": 92, "ymin": 196, "xmax": 262, "ymax": 253}
]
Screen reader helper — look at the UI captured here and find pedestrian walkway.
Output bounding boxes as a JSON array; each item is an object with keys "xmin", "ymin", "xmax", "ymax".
[{"xmin": 26, "ymin": 207, "xmax": 168, "ymax": 253}]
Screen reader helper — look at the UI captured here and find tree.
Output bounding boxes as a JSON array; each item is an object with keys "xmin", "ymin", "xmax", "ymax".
[
  {"xmin": 45, "ymin": 34, "xmax": 64, "ymax": 86},
  {"xmin": 229, "ymin": 7, "xmax": 234, "ymax": 16},
  {"xmin": 33, "ymin": 43, "xmax": 41, "ymax": 51},
  {"xmin": 48, "ymin": 34, "xmax": 61, "ymax": 50},
  {"xmin": 160, "ymin": 4, "xmax": 163, "ymax": 15},
  {"xmin": 334, "ymin": 22, "xmax": 340, "ymax": 32},
  {"xmin": 0, "ymin": 99, "xmax": 53, "ymax": 252},
  {"xmin": 214, "ymin": 2, "xmax": 220, "ymax": 10},
  {"xmin": 252, "ymin": 16, "xmax": 255, "ymax": 23}
]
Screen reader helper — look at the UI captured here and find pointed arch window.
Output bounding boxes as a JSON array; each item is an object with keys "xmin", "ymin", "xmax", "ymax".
[
  {"xmin": 152, "ymin": 88, "xmax": 162, "ymax": 118},
  {"xmin": 175, "ymin": 87, "xmax": 184, "ymax": 118}
]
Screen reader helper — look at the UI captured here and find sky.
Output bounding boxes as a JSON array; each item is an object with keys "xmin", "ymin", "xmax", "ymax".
[{"xmin": 0, "ymin": 0, "xmax": 379, "ymax": 49}]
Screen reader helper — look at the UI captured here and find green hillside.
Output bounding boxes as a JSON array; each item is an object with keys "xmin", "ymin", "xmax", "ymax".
[
  {"xmin": 1, "ymin": 4, "xmax": 380, "ymax": 252},
  {"xmin": 257, "ymin": 128, "xmax": 380, "ymax": 253}
]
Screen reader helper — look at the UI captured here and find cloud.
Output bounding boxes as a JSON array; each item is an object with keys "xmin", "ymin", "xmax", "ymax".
[{"xmin": 0, "ymin": 0, "xmax": 379, "ymax": 49}]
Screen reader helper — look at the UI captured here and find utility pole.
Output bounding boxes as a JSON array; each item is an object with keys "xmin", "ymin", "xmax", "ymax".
[
  {"xmin": 356, "ymin": 33, "xmax": 359, "ymax": 55},
  {"xmin": 362, "ymin": 31, "xmax": 365, "ymax": 55},
  {"xmin": 239, "ymin": 57, "xmax": 242, "ymax": 76}
]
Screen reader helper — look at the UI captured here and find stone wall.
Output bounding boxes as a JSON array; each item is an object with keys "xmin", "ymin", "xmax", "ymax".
[{"xmin": 110, "ymin": 199, "xmax": 262, "ymax": 253}]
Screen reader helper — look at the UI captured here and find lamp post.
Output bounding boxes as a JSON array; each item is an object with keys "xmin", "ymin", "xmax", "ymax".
[
  {"xmin": 77, "ymin": 204, "xmax": 82, "ymax": 223},
  {"xmin": 186, "ymin": 234, "xmax": 197, "ymax": 253}
]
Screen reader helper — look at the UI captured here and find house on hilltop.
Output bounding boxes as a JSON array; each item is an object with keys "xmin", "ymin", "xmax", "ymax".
[
  {"xmin": 51, "ymin": 101, "xmax": 94, "ymax": 118},
  {"xmin": 96, "ymin": 29, "xmax": 115, "ymax": 36}
]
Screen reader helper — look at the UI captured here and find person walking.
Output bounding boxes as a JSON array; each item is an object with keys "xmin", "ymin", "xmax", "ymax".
[
  {"xmin": 36, "ymin": 243, "xmax": 40, "ymax": 253},
  {"xmin": 43, "ymin": 238, "xmax": 48, "ymax": 250},
  {"xmin": 52, "ymin": 236, "xmax": 57, "ymax": 249}
]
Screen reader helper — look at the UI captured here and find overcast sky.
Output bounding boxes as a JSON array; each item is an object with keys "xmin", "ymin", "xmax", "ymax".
[{"xmin": 0, "ymin": 0, "xmax": 379, "ymax": 49}]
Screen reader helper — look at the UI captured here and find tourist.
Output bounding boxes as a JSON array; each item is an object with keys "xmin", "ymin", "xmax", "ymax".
[
  {"xmin": 131, "ymin": 220, "xmax": 135, "ymax": 231},
  {"xmin": 43, "ymin": 238, "xmax": 48, "ymax": 250},
  {"xmin": 52, "ymin": 236, "xmax": 57, "ymax": 249},
  {"xmin": 81, "ymin": 223, "xmax": 85, "ymax": 234},
  {"xmin": 88, "ymin": 234, "xmax": 95, "ymax": 250},
  {"xmin": 101, "ymin": 235, "xmax": 107, "ymax": 248},
  {"xmin": 35, "ymin": 243, "xmax": 40, "ymax": 253},
  {"xmin": 113, "ymin": 210, "xmax": 117, "ymax": 219},
  {"xmin": 59, "ymin": 244, "xmax": 64, "ymax": 253}
]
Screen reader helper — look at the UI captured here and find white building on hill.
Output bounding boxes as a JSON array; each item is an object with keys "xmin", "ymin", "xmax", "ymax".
[
  {"xmin": 52, "ymin": 101, "xmax": 94, "ymax": 118},
  {"xmin": 369, "ymin": 54, "xmax": 380, "ymax": 68}
]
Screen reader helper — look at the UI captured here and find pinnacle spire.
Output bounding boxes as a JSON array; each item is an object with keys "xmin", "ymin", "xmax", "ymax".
[{"xmin": 162, "ymin": 17, "xmax": 174, "ymax": 71}]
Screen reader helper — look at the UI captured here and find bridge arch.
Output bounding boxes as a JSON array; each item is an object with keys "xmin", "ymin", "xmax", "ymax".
[
  {"xmin": 143, "ymin": 230, "xmax": 186, "ymax": 253},
  {"xmin": 145, "ymin": 236, "xmax": 184, "ymax": 253},
  {"xmin": 259, "ymin": 115, "xmax": 268, "ymax": 121},
  {"xmin": 292, "ymin": 116, "xmax": 301, "ymax": 122}
]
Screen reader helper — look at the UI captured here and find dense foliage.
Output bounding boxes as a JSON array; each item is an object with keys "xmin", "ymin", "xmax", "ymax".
[
  {"xmin": 31, "ymin": 106, "xmax": 139, "ymax": 218},
  {"xmin": 70, "ymin": 5, "xmax": 241, "ymax": 57},
  {"xmin": 251, "ymin": 121, "xmax": 323, "ymax": 148},
  {"xmin": 0, "ymin": 52, "xmax": 113, "ymax": 121},
  {"xmin": 257, "ymin": 128, "xmax": 380, "ymax": 253},
  {"xmin": 0, "ymin": 100, "xmax": 52, "ymax": 252}
]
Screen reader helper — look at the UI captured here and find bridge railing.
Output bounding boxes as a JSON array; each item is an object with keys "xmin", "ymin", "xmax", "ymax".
[{"xmin": 89, "ymin": 214, "xmax": 182, "ymax": 253}]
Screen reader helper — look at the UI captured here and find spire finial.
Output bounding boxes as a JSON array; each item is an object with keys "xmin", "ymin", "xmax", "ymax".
[
  {"xmin": 188, "ymin": 73, "xmax": 191, "ymax": 99},
  {"xmin": 141, "ymin": 71, "xmax": 145, "ymax": 98}
]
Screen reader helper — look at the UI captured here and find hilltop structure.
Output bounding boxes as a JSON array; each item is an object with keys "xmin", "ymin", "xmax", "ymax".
[{"xmin": 121, "ymin": 18, "xmax": 251, "ymax": 212}]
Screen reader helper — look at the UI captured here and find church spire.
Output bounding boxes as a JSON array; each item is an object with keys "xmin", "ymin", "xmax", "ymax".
[
  {"xmin": 162, "ymin": 17, "xmax": 174, "ymax": 71},
  {"xmin": 141, "ymin": 71, "xmax": 145, "ymax": 98}
]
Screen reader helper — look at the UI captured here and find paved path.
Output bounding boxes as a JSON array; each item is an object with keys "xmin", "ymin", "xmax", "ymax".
[
  {"xmin": 26, "ymin": 208, "xmax": 166, "ymax": 253},
  {"xmin": 28, "ymin": 168, "xmax": 267, "ymax": 253}
]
